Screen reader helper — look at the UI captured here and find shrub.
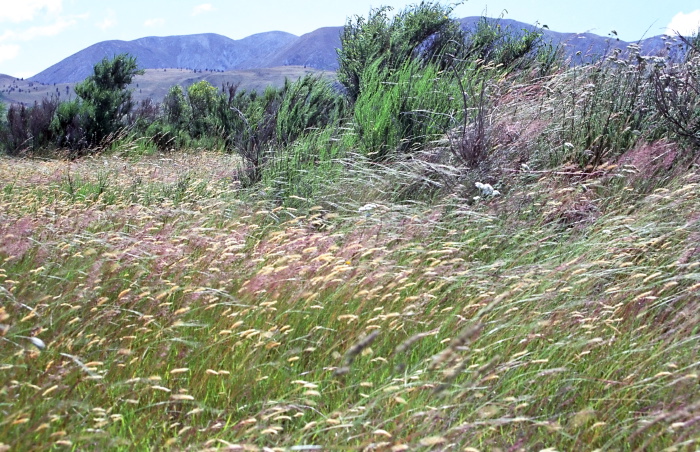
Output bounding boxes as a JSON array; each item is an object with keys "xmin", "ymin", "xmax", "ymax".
[
  {"xmin": 128, "ymin": 98, "xmax": 159, "ymax": 133},
  {"xmin": 262, "ymin": 126, "xmax": 349, "ymax": 202},
  {"xmin": 463, "ymin": 17, "xmax": 556, "ymax": 74},
  {"xmin": 650, "ymin": 49, "xmax": 700, "ymax": 149},
  {"xmin": 142, "ymin": 121, "xmax": 185, "ymax": 152},
  {"xmin": 51, "ymin": 99, "xmax": 86, "ymax": 152},
  {"xmin": 337, "ymin": 1, "xmax": 465, "ymax": 103},
  {"xmin": 276, "ymin": 74, "xmax": 346, "ymax": 146},
  {"xmin": 74, "ymin": 54, "xmax": 144, "ymax": 147},
  {"xmin": 4, "ymin": 104, "xmax": 30, "ymax": 155},
  {"xmin": 352, "ymin": 59, "xmax": 461, "ymax": 159},
  {"xmin": 535, "ymin": 47, "xmax": 658, "ymax": 168},
  {"xmin": 3, "ymin": 97, "xmax": 60, "ymax": 155},
  {"xmin": 162, "ymin": 85, "xmax": 191, "ymax": 130},
  {"xmin": 187, "ymin": 80, "xmax": 219, "ymax": 138},
  {"xmin": 229, "ymin": 86, "xmax": 284, "ymax": 184}
]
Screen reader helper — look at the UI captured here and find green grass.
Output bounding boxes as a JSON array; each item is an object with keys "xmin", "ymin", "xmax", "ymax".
[
  {"xmin": 1, "ymin": 146, "xmax": 698, "ymax": 450},
  {"xmin": 1, "ymin": 54, "xmax": 700, "ymax": 450}
]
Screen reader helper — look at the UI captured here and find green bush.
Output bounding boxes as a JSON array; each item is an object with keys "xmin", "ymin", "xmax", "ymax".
[
  {"xmin": 50, "ymin": 99, "xmax": 85, "ymax": 151},
  {"xmin": 74, "ymin": 54, "xmax": 144, "ymax": 147},
  {"xmin": 162, "ymin": 85, "xmax": 191, "ymax": 130},
  {"xmin": 564, "ymin": 52, "xmax": 655, "ymax": 167},
  {"xmin": 337, "ymin": 1, "xmax": 465, "ymax": 103},
  {"xmin": 529, "ymin": 47, "xmax": 666, "ymax": 169},
  {"xmin": 276, "ymin": 74, "xmax": 346, "ymax": 146},
  {"xmin": 463, "ymin": 17, "xmax": 556, "ymax": 73},
  {"xmin": 187, "ymin": 80, "xmax": 220, "ymax": 139},
  {"xmin": 352, "ymin": 59, "xmax": 461, "ymax": 159}
]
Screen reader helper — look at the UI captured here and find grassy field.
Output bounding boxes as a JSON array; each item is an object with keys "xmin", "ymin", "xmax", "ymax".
[
  {"xmin": 0, "ymin": 137, "xmax": 699, "ymax": 450},
  {"xmin": 1, "ymin": 28, "xmax": 700, "ymax": 448}
]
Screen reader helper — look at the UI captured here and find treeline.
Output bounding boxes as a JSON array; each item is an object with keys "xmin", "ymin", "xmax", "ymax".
[{"xmin": 1, "ymin": 2, "xmax": 698, "ymax": 194}]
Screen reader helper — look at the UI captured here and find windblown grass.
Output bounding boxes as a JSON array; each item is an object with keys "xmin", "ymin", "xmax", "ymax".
[
  {"xmin": 1, "ymin": 138, "xmax": 699, "ymax": 451},
  {"xmin": 2, "ymin": 47, "xmax": 700, "ymax": 450}
]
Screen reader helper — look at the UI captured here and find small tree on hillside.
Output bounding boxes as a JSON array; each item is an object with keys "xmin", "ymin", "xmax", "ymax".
[{"xmin": 74, "ymin": 54, "xmax": 143, "ymax": 146}]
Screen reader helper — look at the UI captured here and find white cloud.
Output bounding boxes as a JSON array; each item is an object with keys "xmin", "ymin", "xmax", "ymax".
[
  {"xmin": 97, "ymin": 9, "xmax": 117, "ymax": 31},
  {"xmin": 25, "ymin": 16, "xmax": 80, "ymax": 39},
  {"xmin": 192, "ymin": 3, "xmax": 216, "ymax": 16},
  {"xmin": 0, "ymin": 0, "xmax": 62, "ymax": 23},
  {"xmin": 0, "ymin": 44, "xmax": 21, "ymax": 63},
  {"xmin": 144, "ymin": 18, "xmax": 165, "ymax": 28},
  {"xmin": 666, "ymin": 10, "xmax": 700, "ymax": 36},
  {"xmin": 0, "ymin": 16, "xmax": 83, "ymax": 43}
]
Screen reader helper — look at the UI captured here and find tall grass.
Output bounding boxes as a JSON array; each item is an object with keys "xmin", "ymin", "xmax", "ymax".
[
  {"xmin": 2, "ymin": 12, "xmax": 700, "ymax": 452},
  {"xmin": 1, "ymin": 133, "xmax": 699, "ymax": 450},
  {"xmin": 353, "ymin": 59, "xmax": 462, "ymax": 160}
]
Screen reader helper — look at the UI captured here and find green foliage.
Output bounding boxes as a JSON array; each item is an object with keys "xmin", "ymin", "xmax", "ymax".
[
  {"xmin": 537, "ymin": 51, "xmax": 658, "ymax": 168},
  {"xmin": 228, "ymin": 86, "xmax": 284, "ymax": 184},
  {"xmin": 142, "ymin": 121, "xmax": 185, "ymax": 152},
  {"xmin": 162, "ymin": 85, "xmax": 191, "ymax": 129},
  {"xmin": 50, "ymin": 99, "xmax": 85, "ymax": 151},
  {"xmin": 187, "ymin": 80, "xmax": 219, "ymax": 138},
  {"xmin": 262, "ymin": 126, "xmax": 348, "ymax": 202},
  {"xmin": 337, "ymin": 1, "xmax": 465, "ymax": 103},
  {"xmin": 353, "ymin": 59, "xmax": 461, "ymax": 159},
  {"xmin": 74, "ymin": 53, "xmax": 144, "ymax": 146},
  {"xmin": 336, "ymin": 3, "xmax": 562, "ymax": 166},
  {"xmin": 463, "ymin": 18, "xmax": 561, "ymax": 76},
  {"xmin": 276, "ymin": 74, "xmax": 345, "ymax": 145}
]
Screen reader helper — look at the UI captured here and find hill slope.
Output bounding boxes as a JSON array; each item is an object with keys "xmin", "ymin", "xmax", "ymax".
[
  {"xmin": 458, "ymin": 17, "xmax": 682, "ymax": 62},
  {"xmin": 263, "ymin": 27, "xmax": 343, "ymax": 69},
  {"xmin": 30, "ymin": 31, "xmax": 298, "ymax": 84},
  {"xmin": 1, "ymin": 66, "xmax": 334, "ymax": 106},
  {"xmin": 0, "ymin": 146, "xmax": 698, "ymax": 449}
]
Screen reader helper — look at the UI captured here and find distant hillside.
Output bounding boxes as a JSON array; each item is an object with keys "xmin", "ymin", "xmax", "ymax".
[
  {"xmin": 128, "ymin": 66, "xmax": 335, "ymax": 102},
  {"xmin": 458, "ymin": 17, "xmax": 684, "ymax": 62},
  {"xmin": 30, "ymin": 32, "xmax": 298, "ymax": 84},
  {"xmin": 264, "ymin": 27, "xmax": 343, "ymax": 69},
  {"xmin": 24, "ymin": 17, "xmax": 686, "ymax": 87},
  {"xmin": 1, "ymin": 66, "xmax": 334, "ymax": 107}
]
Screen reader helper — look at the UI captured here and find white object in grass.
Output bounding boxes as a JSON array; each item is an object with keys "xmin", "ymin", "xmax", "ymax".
[{"xmin": 475, "ymin": 182, "xmax": 500, "ymax": 197}]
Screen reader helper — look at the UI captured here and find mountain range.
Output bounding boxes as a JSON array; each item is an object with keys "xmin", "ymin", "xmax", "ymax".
[
  {"xmin": 27, "ymin": 17, "xmax": 683, "ymax": 85},
  {"xmin": 0, "ymin": 17, "xmax": 685, "ymax": 107},
  {"xmin": 28, "ymin": 27, "xmax": 343, "ymax": 85}
]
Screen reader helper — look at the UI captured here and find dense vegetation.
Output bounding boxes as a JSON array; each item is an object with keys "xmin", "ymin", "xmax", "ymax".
[{"xmin": 1, "ymin": 2, "xmax": 700, "ymax": 450}]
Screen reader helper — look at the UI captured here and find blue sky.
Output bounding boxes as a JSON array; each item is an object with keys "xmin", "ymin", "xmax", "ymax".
[{"xmin": 1, "ymin": 0, "xmax": 699, "ymax": 78}]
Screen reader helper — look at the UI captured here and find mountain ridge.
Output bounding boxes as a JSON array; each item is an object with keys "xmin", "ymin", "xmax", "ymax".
[
  {"xmin": 30, "ymin": 31, "xmax": 299, "ymax": 84},
  {"xmin": 25, "ymin": 17, "xmax": 684, "ymax": 85}
]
